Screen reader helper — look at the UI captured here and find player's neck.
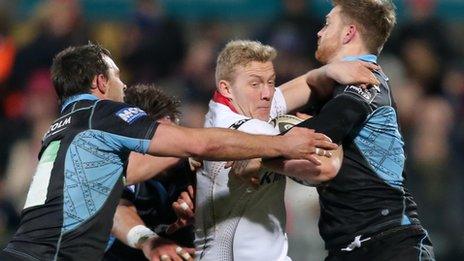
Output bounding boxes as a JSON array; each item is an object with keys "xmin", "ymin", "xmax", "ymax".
[{"xmin": 330, "ymin": 44, "xmax": 372, "ymax": 63}]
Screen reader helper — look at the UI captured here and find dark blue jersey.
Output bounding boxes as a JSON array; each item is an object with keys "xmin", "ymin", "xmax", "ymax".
[
  {"xmin": 297, "ymin": 55, "xmax": 421, "ymax": 250},
  {"xmin": 4, "ymin": 94, "xmax": 158, "ymax": 260},
  {"xmin": 104, "ymin": 160, "xmax": 194, "ymax": 261}
]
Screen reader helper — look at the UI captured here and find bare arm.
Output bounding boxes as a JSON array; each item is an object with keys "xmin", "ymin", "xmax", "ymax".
[
  {"xmin": 125, "ymin": 153, "xmax": 180, "ymax": 185},
  {"xmin": 264, "ymin": 146, "xmax": 343, "ymax": 185},
  {"xmin": 148, "ymin": 123, "xmax": 337, "ymax": 163},
  {"xmin": 279, "ymin": 61, "xmax": 380, "ymax": 112},
  {"xmin": 111, "ymin": 199, "xmax": 194, "ymax": 260},
  {"xmin": 111, "ymin": 199, "xmax": 147, "ymax": 246}
]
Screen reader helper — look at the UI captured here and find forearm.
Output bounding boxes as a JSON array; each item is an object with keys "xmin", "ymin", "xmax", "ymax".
[
  {"xmin": 279, "ymin": 67, "xmax": 334, "ymax": 112},
  {"xmin": 264, "ymin": 146, "xmax": 343, "ymax": 184},
  {"xmin": 193, "ymin": 128, "xmax": 286, "ymax": 160},
  {"xmin": 280, "ymin": 61, "xmax": 381, "ymax": 112},
  {"xmin": 149, "ymin": 124, "xmax": 285, "ymax": 161},
  {"xmin": 111, "ymin": 200, "xmax": 148, "ymax": 247},
  {"xmin": 125, "ymin": 153, "xmax": 180, "ymax": 185},
  {"xmin": 279, "ymin": 74, "xmax": 312, "ymax": 112},
  {"xmin": 305, "ymin": 67, "xmax": 335, "ymax": 99}
]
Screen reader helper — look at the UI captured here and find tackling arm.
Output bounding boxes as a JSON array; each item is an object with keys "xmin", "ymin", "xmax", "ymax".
[
  {"xmin": 264, "ymin": 146, "xmax": 343, "ymax": 185},
  {"xmin": 261, "ymin": 91, "xmax": 372, "ymax": 185},
  {"xmin": 111, "ymin": 199, "xmax": 195, "ymax": 260},
  {"xmin": 125, "ymin": 153, "xmax": 180, "ymax": 185},
  {"xmin": 279, "ymin": 61, "xmax": 380, "ymax": 112},
  {"xmin": 147, "ymin": 123, "xmax": 337, "ymax": 163}
]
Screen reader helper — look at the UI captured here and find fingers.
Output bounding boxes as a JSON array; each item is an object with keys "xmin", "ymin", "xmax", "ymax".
[
  {"xmin": 356, "ymin": 61, "xmax": 380, "ymax": 86},
  {"xmin": 176, "ymin": 246, "xmax": 195, "ymax": 260},
  {"xmin": 188, "ymin": 157, "xmax": 202, "ymax": 172},
  {"xmin": 172, "ymin": 201, "xmax": 194, "ymax": 218},
  {"xmin": 179, "ymin": 191, "xmax": 194, "ymax": 209},
  {"xmin": 224, "ymin": 161, "xmax": 234, "ymax": 168},
  {"xmin": 314, "ymin": 148, "xmax": 331, "ymax": 157},
  {"xmin": 314, "ymin": 139, "xmax": 338, "ymax": 151},
  {"xmin": 295, "ymin": 112, "xmax": 312, "ymax": 120},
  {"xmin": 307, "ymin": 154, "xmax": 322, "ymax": 166},
  {"xmin": 187, "ymin": 185, "xmax": 195, "ymax": 199},
  {"xmin": 358, "ymin": 61, "xmax": 380, "ymax": 71},
  {"xmin": 311, "ymin": 132, "xmax": 333, "ymax": 143},
  {"xmin": 166, "ymin": 218, "xmax": 188, "ymax": 234}
]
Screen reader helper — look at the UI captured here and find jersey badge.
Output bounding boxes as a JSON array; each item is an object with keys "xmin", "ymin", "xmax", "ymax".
[
  {"xmin": 116, "ymin": 107, "xmax": 147, "ymax": 124},
  {"xmin": 344, "ymin": 85, "xmax": 379, "ymax": 104}
]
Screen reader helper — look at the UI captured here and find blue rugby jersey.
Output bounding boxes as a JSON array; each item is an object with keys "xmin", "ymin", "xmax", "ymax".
[
  {"xmin": 4, "ymin": 94, "xmax": 158, "ymax": 260},
  {"xmin": 296, "ymin": 55, "xmax": 422, "ymax": 250}
]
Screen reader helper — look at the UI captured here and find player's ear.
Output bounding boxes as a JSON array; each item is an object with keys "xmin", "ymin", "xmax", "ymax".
[
  {"xmin": 342, "ymin": 24, "xmax": 357, "ymax": 44},
  {"xmin": 93, "ymin": 74, "xmax": 108, "ymax": 95},
  {"xmin": 218, "ymin": 80, "xmax": 234, "ymax": 100}
]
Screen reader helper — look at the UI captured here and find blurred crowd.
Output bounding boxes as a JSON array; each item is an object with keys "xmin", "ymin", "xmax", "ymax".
[{"xmin": 0, "ymin": 0, "xmax": 462, "ymax": 260}]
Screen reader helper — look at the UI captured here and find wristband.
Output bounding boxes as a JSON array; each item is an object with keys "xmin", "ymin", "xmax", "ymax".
[{"xmin": 127, "ymin": 225, "xmax": 158, "ymax": 249}]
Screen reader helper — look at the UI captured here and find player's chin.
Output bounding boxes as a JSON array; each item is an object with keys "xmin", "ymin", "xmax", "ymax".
[{"xmin": 254, "ymin": 109, "xmax": 270, "ymax": 121}]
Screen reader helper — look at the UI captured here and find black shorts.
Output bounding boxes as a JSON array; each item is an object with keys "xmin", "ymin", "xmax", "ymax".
[{"xmin": 326, "ymin": 226, "xmax": 435, "ymax": 261}]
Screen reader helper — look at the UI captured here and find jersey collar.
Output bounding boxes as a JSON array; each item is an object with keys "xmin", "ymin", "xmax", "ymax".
[
  {"xmin": 61, "ymin": 93, "xmax": 99, "ymax": 112},
  {"xmin": 342, "ymin": 54, "xmax": 378, "ymax": 63},
  {"xmin": 212, "ymin": 91, "xmax": 238, "ymax": 113}
]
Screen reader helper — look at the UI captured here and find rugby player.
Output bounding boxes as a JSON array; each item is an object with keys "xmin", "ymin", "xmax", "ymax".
[
  {"xmin": 1, "ymin": 43, "xmax": 334, "ymax": 260},
  {"xmin": 194, "ymin": 40, "xmax": 379, "ymax": 260},
  {"xmin": 104, "ymin": 84, "xmax": 195, "ymax": 261},
  {"xmin": 290, "ymin": 1, "xmax": 435, "ymax": 260}
]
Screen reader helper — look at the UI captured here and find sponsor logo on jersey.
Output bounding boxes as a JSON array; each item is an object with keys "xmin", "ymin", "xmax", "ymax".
[
  {"xmin": 44, "ymin": 116, "xmax": 72, "ymax": 138},
  {"xmin": 344, "ymin": 85, "xmax": 379, "ymax": 103},
  {"xmin": 116, "ymin": 107, "xmax": 147, "ymax": 124}
]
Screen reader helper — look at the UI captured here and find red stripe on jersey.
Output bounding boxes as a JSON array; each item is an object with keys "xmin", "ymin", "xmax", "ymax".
[{"xmin": 212, "ymin": 91, "xmax": 238, "ymax": 113}]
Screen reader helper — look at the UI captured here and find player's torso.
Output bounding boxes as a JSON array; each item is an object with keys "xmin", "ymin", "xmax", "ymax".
[
  {"xmin": 317, "ymin": 71, "xmax": 420, "ymax": 249},
  {"xmin": 5, "ymin": 98, "xmax": 152, "ymax": 260},
  {"xmin": 194, "ymin": 100, "xmax": 289, "ymax": 261}
]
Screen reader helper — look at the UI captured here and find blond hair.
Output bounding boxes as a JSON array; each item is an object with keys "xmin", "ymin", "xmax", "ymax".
[
  {"xmin": 333, "ymin": 0, "xmax": 396, "ymax": 54},
  {"xmin": 215, "ymin": 40, "xmax": 277, "ymax": 84}
]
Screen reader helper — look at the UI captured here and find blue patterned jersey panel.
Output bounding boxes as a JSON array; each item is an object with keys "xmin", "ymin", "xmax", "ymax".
[
  {"xmin": 354, "ymin": 106, "xmax": 405, "ymax": 188},
  {"xmin": 62, "ymin": 130, "xmax": 151, "ymax": 232}
]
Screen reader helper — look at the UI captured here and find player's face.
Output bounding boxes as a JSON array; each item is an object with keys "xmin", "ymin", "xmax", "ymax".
[
  {"xmin": 315, "ymin": 6, "xmax": 345, "ymax": 64},
  {"xmin": 229, "ymin": 61, "xmax": 276, "ymax": 121},
  {"xmin": 102, "ymin": 55, "xmax": 126, "ymax": 102}
]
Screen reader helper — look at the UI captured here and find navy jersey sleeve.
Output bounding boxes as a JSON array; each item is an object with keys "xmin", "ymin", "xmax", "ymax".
[
  {"xmin": 296, "ymin": 84, "xmax": 379, "ymax": 144},
  {"xmin": 90, "ymin": 100, "xmax": 159, "ymax": 154}
]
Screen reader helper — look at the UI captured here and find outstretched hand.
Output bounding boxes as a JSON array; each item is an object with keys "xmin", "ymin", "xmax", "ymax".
[
  {"xmin": 325, "ymin": 60, "xmax": 380, "ymax": 87},
  {"xmin": 167, "ymin": 185, "xmax": 195, "ymax": 234},
  {"xmin": 280, "ymin": 127, "xmax": 338, "ymax": 165},
  {"xmin": 141, "ymin": 236, "xmax": 195, "ymax": 261}
]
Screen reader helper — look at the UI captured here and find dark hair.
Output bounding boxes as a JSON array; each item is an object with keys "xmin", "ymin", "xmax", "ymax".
[
  {"xmin": 333, "ymin": 0, "xmax": 396, "ymax": 54},
  {"xmin": 51, "ymin": 43, "xmax": 111, "ymax": 104},
  {"xmin": 124, "ymin": 84, "xmax": 181, "ymax": 121}
]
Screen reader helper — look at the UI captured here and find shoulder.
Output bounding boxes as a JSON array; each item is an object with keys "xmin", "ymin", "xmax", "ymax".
[
  {"xmin": 95, "ymin": 100, "xmax": 148, "ymax": 123},
  {"xmin": 271, "ymin": 87, "xmax": 287, "ymax": 118},
  {"xmin": 238, "ymin": 119, "xmax": 279, "ymax": 135},
  {"xmin": 334, "ymin": 70, "xmax": 392, "ymax": 109},
  {"xmin": 206, "ymin": 101, "xmax": 249, "ymax": 128}
]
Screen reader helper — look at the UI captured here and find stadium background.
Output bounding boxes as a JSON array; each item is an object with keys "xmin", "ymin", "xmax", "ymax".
[{"xmin": 0, "ymin": 0, "xmax": 462, "ymax": 260}]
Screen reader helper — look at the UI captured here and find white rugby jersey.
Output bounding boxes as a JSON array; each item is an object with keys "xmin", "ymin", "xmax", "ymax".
[{"xmin": 195, "ymin": 88, "xmax": 291, "ymax": 261}]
